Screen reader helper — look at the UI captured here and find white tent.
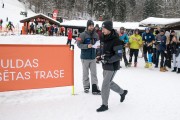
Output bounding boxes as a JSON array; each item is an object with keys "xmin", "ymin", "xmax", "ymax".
[
  {"xmin": 139, "ymin": 17, "xmax": 180, "ymax": 28},
  {"xmin": 61, "ymin": 20, "xmax": 145, "ymax": 30}
]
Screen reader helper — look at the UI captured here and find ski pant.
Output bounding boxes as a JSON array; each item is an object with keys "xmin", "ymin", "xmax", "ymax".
[
  {"xmin": 129, "ymin": 49, "xmax": 139, "ymax": 63},
  {"xmin": 156, "ymin": 50, "xmax": 165, "ymax": 67},
  {"xmin": 173, "ymin": 54, "xmax": 180, "ymax": 68},
  {"xmin": 81, "ymin": 59, "xmax": 98, "ymax": 89},
  {"xmin": 66, "ymin": 39, "xmax": 72, "ymax": 46},
  {"xmin": 123, "ymin": 47, "xmax": 128, "ymax": 64},
  {"xmin": 101, "ymin": 70, "xmax": 124, "ymax": 106},
  {"xmin": 152, "ymin": 48, "xmax": 157, "ymax": 64},
  {"xmin": 30, "ymin": 28, "xmax": 35, "ymax": 34},
  {"xmin": 143, "ymin": 46, "xmax": 153, "ymax": 63}
]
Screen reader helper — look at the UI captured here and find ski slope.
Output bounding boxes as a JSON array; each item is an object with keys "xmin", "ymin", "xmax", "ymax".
[
  {"xmin": 0, "ymin": 35, "xmax": 180, "ymax": 120},
  {"xmin": 0, "ymin": 0, "xmax": 36, "ymax": 28}
]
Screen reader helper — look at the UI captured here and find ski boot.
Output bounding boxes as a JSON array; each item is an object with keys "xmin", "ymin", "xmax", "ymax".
[
  {"xmin": 144, "ymin": 62, "xmax": 149, "ymax": 68},
  {"xmin": 172, "ymin": 67, "xmax": 177, "ymax": 72},
  {"xmin": 92, "ymin": 84, "xmax": 101, "ymax": 95}
]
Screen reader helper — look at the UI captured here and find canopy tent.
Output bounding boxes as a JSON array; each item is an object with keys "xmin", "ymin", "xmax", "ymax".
[
  {"xmin": 61, "ymin": 20, "xmax": 145, "ymax": 36},
  {"xmin": 61, "ymin": 20, "xmax": 145, "ymax": 30},
  {"xmin": 139, "ymin": 17, "xmax": 180, "ymax": 30}
]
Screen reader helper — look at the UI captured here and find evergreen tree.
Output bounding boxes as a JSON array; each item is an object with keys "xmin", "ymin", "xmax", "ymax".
[{"xmin": 143, "ymin": 0, "xmax": 158, "ymax": 19}]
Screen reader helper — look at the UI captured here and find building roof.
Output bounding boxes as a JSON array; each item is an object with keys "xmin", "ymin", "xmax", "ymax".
[
  {"xmin": 139, "ymin": 17, "xmax": 180, "ymax": 30},
  {"xmin": 20, "ymin": 13, "xmax": 61, "ymax": 25}
]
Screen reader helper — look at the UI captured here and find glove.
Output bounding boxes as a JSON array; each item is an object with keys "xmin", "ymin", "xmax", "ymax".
[
  {"xmin": 99, "ymin": 55, "xmax": 109, "ymax": 64},
  {"xmin": 101, "ymin": 59, "xmax": 108, "ymax": 64},
  {"xmin": 96, "ymin": 56, "xmax": 102, "ymax": 62}
]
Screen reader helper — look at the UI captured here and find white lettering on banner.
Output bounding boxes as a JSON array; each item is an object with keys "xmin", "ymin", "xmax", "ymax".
[
  {"xmin": 0, "ymin": 59, "xmax": 39, "ymax": 69},
  {"xmin": 34, "ymin": 70, "xmax": 64, "ymax": 79},
  {"xmin": 0, "ymin": 59, "xmax": 65, "ymax": 81},
  {"xmin": 0, "ymin": 71, "xmax": 31, "ymax": 81}
]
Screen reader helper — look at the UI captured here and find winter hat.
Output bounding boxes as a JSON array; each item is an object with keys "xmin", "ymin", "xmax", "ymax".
[
  {"xmin": 145, "ymin": 27, "xmax": 150, "ymax": 31},
  {"xmin": 95, "ymin": 24, "xmax": 99, "ymax": 29},
  {"xmin": 87, "ymin": 20, "xmax": 94, "ymax": 28},
  {"xmin": 160, "ymin": 29, "xmax": 165, "ymax": 33},
  {"xmin": 102, "ymin": 21, "xmax": 113, "ymax": 31},
  {"xmin": 171, "ymin": 30, "xmax": 175, "ymax": 33},
  {"xmin": 120, "ymin": 27, "xmax": 125, "ymax": 30},
  {"xmin": 134, "ymin": 29, "xmax": 139, "ymax": 33},
  {"xmin": 155, "ymin": 30, "xmax": 159, "ymax": 35}
]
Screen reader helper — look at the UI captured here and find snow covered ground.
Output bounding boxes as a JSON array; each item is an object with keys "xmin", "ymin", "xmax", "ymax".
[
  {"xmin": 0, "ymin": 0, "xmax": 180, "ymax": 119},
  {"xmin": 0, "ymin": 35, "xmax": 180, "ymax": 120}
]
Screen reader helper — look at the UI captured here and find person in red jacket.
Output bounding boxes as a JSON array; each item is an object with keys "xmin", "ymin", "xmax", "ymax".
[{"xmin": 67, "ymin": 29, "xmax": 73, "ymax": 46}]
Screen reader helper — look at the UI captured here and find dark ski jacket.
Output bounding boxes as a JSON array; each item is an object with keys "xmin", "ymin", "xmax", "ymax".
[
  {"xmin": 101, "ymin": 29, "xmax": 122, "ymax": 71},
  {"xmin": 77, "ymin": 29, "xmax": 99, "ymax": 60}
]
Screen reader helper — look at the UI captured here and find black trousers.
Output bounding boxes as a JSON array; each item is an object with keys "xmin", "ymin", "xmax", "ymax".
[
  {"xmin": 122, "ymin": 47, "xmax": 128, "ymax": 64},
  {"xmin": 143, "ymin": 46, "xmax": 153, "ymax": 62},
  {"xmin": 30, "ymin": 28, "xmax": 35, "ymax": 34},
  {"xmin": 129, "ymin": 49, "xmax": 139, "ymax": 63},
  {"xmin": 152, "ymin": 48, "xmax": 156, "ymax": 64},
  {"xmin": 156, "ymin": 50, "xmax": 165, "ymax": 67},
  {"xmin": 66, "ymin": 39, "xmax": 72, "ymax": 46}
]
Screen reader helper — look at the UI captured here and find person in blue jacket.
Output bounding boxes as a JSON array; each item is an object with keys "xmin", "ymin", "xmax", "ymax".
[
  {"xmin": 77, "ymin": 20, "xmax": 101, "ymax": 95},
  {"xmin": 142, "ymin": 28, "xmax": 155, "ymax": 68},
  {"xmin": 119, "ymin": 27, "xmax": 129, "ymax": 67}
]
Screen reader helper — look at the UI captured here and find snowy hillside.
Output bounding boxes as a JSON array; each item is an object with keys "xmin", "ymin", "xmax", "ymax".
[
  {"xmin": 0, "ymin": 0, "xmax": 36, "ymax": 27},
  {"xmin": 0, "ymin": 35, "xmax": 180, "ymax": 120}
]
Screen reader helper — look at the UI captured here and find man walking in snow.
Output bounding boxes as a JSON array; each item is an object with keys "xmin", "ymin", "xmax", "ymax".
[
  {"xmin": 77, "ymin": 20, "xmax": 101, "ymax": 95},
  {"xmin": 96, "ymin": 21, "xmax": 128, "ymax": 112}
]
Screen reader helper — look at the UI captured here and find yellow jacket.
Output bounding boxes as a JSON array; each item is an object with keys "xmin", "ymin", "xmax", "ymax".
[{"xmin": 129, "ymin": 34, "xmax": 143, "ymax": 49}]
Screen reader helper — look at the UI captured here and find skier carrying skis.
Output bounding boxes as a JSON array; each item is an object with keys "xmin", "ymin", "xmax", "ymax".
[
  {"xmin": 77, "ymin": 20, "xmax": 101, "ymax": 95},
  {"xmin": 119, "ymin": 27, "xmax": 129, "ymax": 67},
  {"xmin": 96, "ymin": 21, "xmax": 128, "ymax": 112},
  {"xmin": 142, "ymin": 28, "xmax": 155, "ymax": 68}
]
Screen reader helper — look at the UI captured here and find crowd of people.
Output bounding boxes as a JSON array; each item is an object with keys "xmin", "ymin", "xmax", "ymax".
[
  {"xmin": 28, "ymin": 22, "xmax": 65, "ymax": 36},
  {"xmin": 119, "ymin": 27, "xmax": 180, "ymax": 73},
  {"xmin": 76, "ymin": 19, "xmax": 180, "ymax": 112},
  {"xmin": 0, "ymin": 19, "xmax": 65, "ymax": 36},
  {"xmin": 90, "ymin": 23, "xmax": 180, "ymax": 73},
  {"xmin": 0, "ymin": 19, "xmax": 15, "ymax": 35}
]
